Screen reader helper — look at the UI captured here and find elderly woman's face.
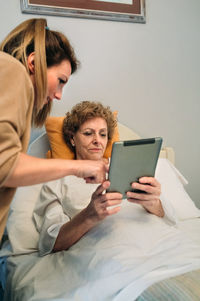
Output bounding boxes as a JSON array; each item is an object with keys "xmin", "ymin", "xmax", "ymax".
[{"xmin": 72, "ymin": 117, "xmax": 108, "ymax": 161}]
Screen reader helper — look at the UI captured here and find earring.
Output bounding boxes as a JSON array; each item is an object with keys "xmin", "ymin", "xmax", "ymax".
[{"xmin": 71, "ymin": 136, "xmax": 75, "ymax": 147}]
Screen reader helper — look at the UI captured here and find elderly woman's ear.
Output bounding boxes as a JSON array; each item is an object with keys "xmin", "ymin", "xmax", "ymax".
[{"xmin": 70, "ymin": 137, "xmax": 75, "ymax": 147}]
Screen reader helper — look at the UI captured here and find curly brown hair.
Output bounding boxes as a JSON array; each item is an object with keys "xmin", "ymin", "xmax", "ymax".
[{"xmin": 63, "ymin": 101, "xmax": 117, "ymax": 153}]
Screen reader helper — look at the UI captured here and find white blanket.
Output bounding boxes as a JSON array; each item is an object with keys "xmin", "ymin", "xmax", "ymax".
[
  {"xmin": 2, "ymin": 158, "xmax": 200, "ymax": 300},
  {"xmin": 4, "ymin": 202, "xmax": 200, "ymax": 301}
]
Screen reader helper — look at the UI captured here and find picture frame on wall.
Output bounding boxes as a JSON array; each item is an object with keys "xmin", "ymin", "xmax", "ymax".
[{"xmin": 20, "ymin": 0, "xmax": 146, "ymax": 23}]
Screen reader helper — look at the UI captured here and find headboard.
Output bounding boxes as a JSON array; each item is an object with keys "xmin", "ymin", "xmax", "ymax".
[{"xmin": 28, "ymin": 122, "xmax": 175, "ymax": 164}]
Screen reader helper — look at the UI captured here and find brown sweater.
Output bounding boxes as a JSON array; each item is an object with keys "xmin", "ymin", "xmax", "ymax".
[{"xmin": 0, "ymin": 52, "xmax": 34, "ymax": 241}]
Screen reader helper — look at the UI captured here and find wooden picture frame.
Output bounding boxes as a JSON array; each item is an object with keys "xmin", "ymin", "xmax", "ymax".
[{"xmin": 20, "ymin": 0, "xmax": 146, "ymax": 23}]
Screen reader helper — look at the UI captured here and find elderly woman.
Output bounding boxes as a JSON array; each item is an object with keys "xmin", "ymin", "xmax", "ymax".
[
  {"xmin": 33, "ymin": 101, "xmax": 164, "ymax": 256},
  {"xmin": 3, "ymin": 101, "xmax": 200, "ymax": 301}
]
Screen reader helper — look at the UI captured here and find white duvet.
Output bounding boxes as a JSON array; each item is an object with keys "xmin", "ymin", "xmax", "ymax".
[
  {"xmin": 4, "ymin": 202, "xmax": 200, "ymax": 301},
  {"xmin": 2, "ymin": 158, "xmax": 200, "ymax": 301}
]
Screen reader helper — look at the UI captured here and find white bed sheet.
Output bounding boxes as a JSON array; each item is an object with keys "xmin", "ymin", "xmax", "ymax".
[{"xmin": 3, "ymin": 203, "xmax": 200, "ymax": 301}]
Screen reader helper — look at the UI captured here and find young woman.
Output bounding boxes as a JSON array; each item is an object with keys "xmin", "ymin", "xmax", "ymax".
[
  {"xmin": 0, "ymin": 19, "xmax": 107, "ymax": 242},
  {"xmin": 33, "ymin": 101, "xmax": 163, "ymax": 256}
]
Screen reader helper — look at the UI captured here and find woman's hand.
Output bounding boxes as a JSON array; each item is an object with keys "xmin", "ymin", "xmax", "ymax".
[
  {"xmin": 53, "ymin": 181, "xmax": 122, "ymax": 252},
  {"xmin": 126, "ymin": 177, "xmax": 164, "ymax": 217},
  {"xmin": 77, "ymin": 160, "xmax": 109, "ymax": 184},
  {"xmin": 85, "ymin": 180, "xmax": 123, "ymax": 225},
  {"xmin": 4, "ymin": 154, "xmax": 109, "ymax": 187}
]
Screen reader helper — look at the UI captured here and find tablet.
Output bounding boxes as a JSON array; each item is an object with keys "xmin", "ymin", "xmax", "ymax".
[{"xmin": 107, "ymin": 137, "xmax": 163, "ymax": 198}]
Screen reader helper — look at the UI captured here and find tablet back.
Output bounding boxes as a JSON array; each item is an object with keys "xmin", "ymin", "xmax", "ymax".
[{"xmin": 107, "ymin": 137, "xmax": 162, "ymax": 198}]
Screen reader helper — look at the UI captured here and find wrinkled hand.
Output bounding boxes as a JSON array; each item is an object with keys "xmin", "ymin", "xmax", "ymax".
[
  {"xmin": 75, "ymin": 160, "xmax": 109, "ymax": 184},
  {"xmin": 126, "ymin": 177, "xmax": 164, "ymax": 217},
  {"xmin": 85, "ymin": 181, "xmax": 123, "ymax": 224}
]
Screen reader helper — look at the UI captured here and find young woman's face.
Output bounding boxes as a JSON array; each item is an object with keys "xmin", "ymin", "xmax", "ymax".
[
  {"xmin": 44, "ymin": 59, "xmax": 72, "ymax": 104},
  {"xmin": 72, "ymin": 117, "xmax": 108, "ymax": 161}
]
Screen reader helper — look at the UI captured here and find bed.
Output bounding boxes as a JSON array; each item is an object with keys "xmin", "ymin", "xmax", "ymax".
[{"xmin": 0, "ymin": 120, "xmax": 200, "ymax": 301}]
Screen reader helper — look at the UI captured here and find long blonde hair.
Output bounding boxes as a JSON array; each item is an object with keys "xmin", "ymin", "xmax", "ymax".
[{"xmin": 0, "ymin": 18, "xmax": 78, "ymax": 126}]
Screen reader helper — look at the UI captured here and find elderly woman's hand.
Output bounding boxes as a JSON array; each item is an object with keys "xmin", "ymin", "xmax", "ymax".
[
  {"xmin": 85, "ymin": 180, "xmax": 123, "ymax": 224},
  {"xmin": 126, "ymin": 177, "xmax": 164, "ymax": 217}
]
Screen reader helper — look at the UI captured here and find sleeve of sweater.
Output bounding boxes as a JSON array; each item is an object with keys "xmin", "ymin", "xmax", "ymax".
[{"xmin": 0, "ymin": 53, "xmax": 34, "ymax": 187}]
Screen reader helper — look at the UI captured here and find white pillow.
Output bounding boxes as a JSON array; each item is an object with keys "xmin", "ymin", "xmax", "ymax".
[
  {"xmin": 155, "ymin": 158, "xmax": 200, "ymax": 221},
  {"xmin": 6, "ymin": 184, "xmax": 42, "ymax": 255}
]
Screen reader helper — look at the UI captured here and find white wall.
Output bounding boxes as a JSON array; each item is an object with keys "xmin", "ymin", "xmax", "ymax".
[{"xmin": 0, "ymin": 0, "xmax": 200, "ymax": 206}]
